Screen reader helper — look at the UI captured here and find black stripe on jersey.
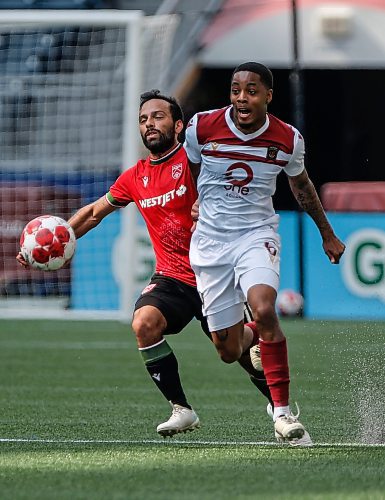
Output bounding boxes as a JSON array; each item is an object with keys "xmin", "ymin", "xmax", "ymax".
[
  {"xmin": 105, "ymin": 191, "xmax": 127, "ymax": 207},
  {"xmin": 149, "ymin": 143, "xmax": 183, "ymax": 165}
]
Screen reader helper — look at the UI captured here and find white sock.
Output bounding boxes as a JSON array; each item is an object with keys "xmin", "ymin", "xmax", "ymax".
[{"xmin": 273, "ymin": 405, "xmax": 290, "ymax": 421}]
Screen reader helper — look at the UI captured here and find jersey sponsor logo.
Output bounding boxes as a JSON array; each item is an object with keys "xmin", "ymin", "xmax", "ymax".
[
  {"xmin": 176, "ymin": 185, "xmax": 187, "ymax": 196},
  {"xmin": 141, "ymin": 283, "xmax": 157, "ymax": 294},
  {"xmin": 142, "ymin": 176, "xmax": 149, "ymax": 187},
  {"xmin": 138, "ymin": 185, "xmax": 187, "ymax": 209},
  {"xmin": 267, "ymin": 146, "xmax": 279, "ymax": 160},
  {"xmin": 211, "ymin": 142, "xmax": 219, "ymax": 150},
  {"xmin": 223, "ymin": 162, "xmax": 253, "ymax": 197},
  {"xmin": 172, "ymin": 163, "xmax": 182, "ymax": 179}
]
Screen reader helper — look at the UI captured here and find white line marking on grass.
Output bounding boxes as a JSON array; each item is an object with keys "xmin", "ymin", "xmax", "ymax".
[
  {"xmin": 0, "ymin": 341, "xmax": 131, "ymax": 350},
  {"xmin": 0, "ymin": 438, "xmax": 384, "ymax": 448}
]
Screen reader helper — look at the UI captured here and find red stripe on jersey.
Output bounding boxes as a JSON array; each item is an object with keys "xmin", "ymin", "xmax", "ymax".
[
  {"xmin": 202, "ymin": 149, "xmax": 288, "ymax": 166},
  {"xmin": 196, "ymin": 107, "xmax": 296, "ymax": 154},
  {"xmin": 196, "ymin": 107, "xmax": 230, "ymax": 146}
]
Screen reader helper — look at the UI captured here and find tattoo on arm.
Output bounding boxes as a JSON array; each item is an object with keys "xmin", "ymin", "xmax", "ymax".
[
  {"xmin": 291, "ymin": 177, "xmax": 333, "ymax": 235},
  {"xmin": 296, "ymin": 190, "xmax": 320, "ymax": 213}
]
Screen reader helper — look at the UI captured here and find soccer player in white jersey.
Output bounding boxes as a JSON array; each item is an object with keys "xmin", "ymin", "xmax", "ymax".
[
  {"xmin": 16, "ymin": 89, "xmax": 274, "ymax": 438},
  {"xmin": 185, "ymin": 62, "xmax": 345, "ymax": 443}
]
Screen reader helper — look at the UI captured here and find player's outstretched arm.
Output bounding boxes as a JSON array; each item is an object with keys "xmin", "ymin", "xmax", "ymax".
[
  {"xmin": 68, "ymin": 196, "xmax": 117, "ymax": 239},
  {"xmin": 288, "ymin": 169, "xmax": 345, "ymax": 264},
  {"xmin": 16, "ymin": 196, "xmax": 117, "ymax": 268}
]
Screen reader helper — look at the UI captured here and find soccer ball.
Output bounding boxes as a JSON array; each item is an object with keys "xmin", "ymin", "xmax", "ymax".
[
  {"xmin": 276, "ymin": 289, "xmax": 304, "ymax": 317},
  {"xmin": 20, "ymin": 215, "xmax": 76, "ymax": 271}
]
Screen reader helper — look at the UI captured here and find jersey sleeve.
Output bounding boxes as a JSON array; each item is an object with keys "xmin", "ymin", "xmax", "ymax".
[
  {"xmin": 283, "ymin": 128, "xmax": 305, "ymax": 177},
  {"xmin": 106, "ymin": 168, "xmax": 134, "ymax": 208},
  {"xmin": 184, "ymin": 114, "xmax": 202, "ymax": 164}
]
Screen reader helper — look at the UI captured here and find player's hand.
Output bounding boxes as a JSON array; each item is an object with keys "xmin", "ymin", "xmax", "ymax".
[
  {"xmin": 16, "ymin": 252, "xmax": 29, "ymax": 268},
  {"xmin": 191, "ymin": 198, "xmax": 199, "ymax": 233},
  {"xmin": 322, "ymin": 235, "xmax": 345, "ymax": 264}
]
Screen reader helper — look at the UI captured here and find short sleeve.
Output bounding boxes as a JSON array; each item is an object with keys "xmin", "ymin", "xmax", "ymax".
[
  {"xmin": 283, "ymin": 129, "xmax": 305, "ymax": 177},
  {"xmin": 106, "ymin": 168, "xmax": 134, "ymax": 207},
  {"xmin": 184, "ymin": 114, "xmax": 202, "ymax": 164}
]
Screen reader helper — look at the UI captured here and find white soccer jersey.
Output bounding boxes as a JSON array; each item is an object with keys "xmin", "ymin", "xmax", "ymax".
[{"xmin": 184, "ymin": 106, "xmax": 305, "ymax": 239}]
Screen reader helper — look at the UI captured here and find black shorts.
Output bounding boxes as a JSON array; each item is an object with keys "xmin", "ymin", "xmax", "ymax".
[{"xmin": 134, "ymin": 274, "xmax": 210, "ymax": 337}]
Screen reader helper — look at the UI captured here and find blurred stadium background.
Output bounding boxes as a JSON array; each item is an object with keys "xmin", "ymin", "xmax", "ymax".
[{"xmin": 0, "ymin": 0, "xmax": 384, "ymax": 321}]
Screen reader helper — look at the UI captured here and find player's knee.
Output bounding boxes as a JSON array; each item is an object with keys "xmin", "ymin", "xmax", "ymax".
[
  {"xmin": 131, "ymin": 315, "xmax": 161, "ymax": 345},
  {"xmin": 217, "ymin": 346, "xmax": 242, "ymax": 364},
  {"xmin": 252, "ymin": 302, "xmax": 277, "ymax": 329}
]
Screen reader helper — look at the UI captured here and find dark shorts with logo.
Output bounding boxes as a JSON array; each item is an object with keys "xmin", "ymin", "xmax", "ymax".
[{"xmin": 134, "ymin": 274, "xmax": 210, "ymax": 337}]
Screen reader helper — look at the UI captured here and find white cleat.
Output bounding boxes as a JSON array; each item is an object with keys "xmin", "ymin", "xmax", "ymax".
[
  {"xmin": 156, "ymin": 403, "xmax": 200, "ymax": 438},
  {"xmin": 284, "ymin": 429, "xmax": 313, "ymax": 447},
  {"xmin": 275, "ymin": 414, "xmax": 305, "ymax": 441},
  {"xmin": 267, "ymin": 403, "xmax": 313, "ymax": 447},
  {"xmin": 250, "ymin": 343, "xmax": 263, "ymax": 372}
]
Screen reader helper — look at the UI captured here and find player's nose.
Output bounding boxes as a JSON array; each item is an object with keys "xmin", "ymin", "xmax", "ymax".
[
  {"xmin": 144, "ymin": 115, "xmax": 155, "ymax": 127},
  {"xmin": 237, "ymin": 91, "xmax": 247, "ymax": 102}
]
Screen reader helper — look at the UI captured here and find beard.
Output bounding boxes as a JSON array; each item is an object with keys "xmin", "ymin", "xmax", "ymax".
[{"xmin": 141, "ymin": 129, "xmax": 176, "ymax": 154}]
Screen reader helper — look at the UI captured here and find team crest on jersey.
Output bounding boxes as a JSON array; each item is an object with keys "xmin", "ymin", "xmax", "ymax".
[
  {"xmin": 267, "ymin": 146, "xmax": 279, "ymax": 160},
  {"xmin": 142, "ymin": 176, "xmax": 149, "ymax": 187},
  {"xmin": 172, "ymin": 163, "xmax": 182, "ymax": 179},
  {"xmin": 265, "ymin": 241, "xmax": 278, "ymax": 263}
]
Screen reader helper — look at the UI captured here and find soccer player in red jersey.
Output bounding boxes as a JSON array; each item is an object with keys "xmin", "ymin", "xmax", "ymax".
[
  {"xmin": 17, "ymin": 89, "xmax": 272, "ymax": 437},
  {"xmin": 185, "ymin": 62, "xmax": 345, "ymax": 444}
]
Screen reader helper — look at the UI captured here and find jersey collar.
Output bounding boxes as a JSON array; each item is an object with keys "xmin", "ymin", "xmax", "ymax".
[
  {"xmin": 149, "ymin": 142, "xmax": 183, "ymax": 166},
  {"xmin": 225, "ymin": 106, "xmax": 270, "ymax": 141}
]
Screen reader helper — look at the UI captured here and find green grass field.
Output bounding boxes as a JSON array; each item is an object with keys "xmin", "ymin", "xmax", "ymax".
[{"xmin": 0, "ymin": 318, "xmax": 384, "ymax": 499}]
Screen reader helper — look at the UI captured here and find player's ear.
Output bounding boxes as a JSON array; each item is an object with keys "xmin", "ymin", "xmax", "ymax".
[
  {"xmin": 266, "ymin": 89, "xmax": 273, "ymax": 105},
  {"xmin": 175, "ymin": 119, "xmax": 184, "ymax": 135}
]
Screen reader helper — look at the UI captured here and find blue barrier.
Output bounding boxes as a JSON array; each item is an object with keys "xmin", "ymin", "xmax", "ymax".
[
  {"xmin": 70, "ymin": 210, "xmax": 385, "ymax": 319},
  {"xmin": 304, "ymin": 213, "xmax": 385, "ymax": 319}
]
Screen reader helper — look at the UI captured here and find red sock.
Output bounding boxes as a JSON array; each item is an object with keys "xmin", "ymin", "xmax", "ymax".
[
  {"xmin": 259, "ymin": 338, "xmax": 290, "ymax": 407},
  {"xmin": 245, "ymin": 322, "xmax": 259, "ymax": 347}
]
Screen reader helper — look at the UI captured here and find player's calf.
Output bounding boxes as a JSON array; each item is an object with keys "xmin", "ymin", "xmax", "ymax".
[{"xmin": 211, "ymin": 322, "xmax": 246, "ymax": 363}]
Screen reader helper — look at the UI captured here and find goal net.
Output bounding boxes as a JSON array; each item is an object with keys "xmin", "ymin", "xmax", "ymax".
[{"xmin": 0, "ymin": 10, "xmax": 179, "ymax": 320}]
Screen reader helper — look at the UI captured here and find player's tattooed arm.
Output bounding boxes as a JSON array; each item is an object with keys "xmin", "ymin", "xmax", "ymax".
[
  {"xmin": 289, "ymin": 169, "xmax": 332, "ymax": 233},
  {"xmin": 288, "ymin": 169, "xmax": 346, "ymax": 264}
]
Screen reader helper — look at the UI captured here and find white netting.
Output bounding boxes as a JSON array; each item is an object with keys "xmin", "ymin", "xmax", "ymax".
[
  {"xmin": 0, "ymin": 26, "xmax": 127, "ymax": 172},
  {"xmin": 141, "ymin": 14, "xmax": 179, "ymax": 92},
  {"xmin": 0, "ymin": 11, "xmax": 176, "ymax": 318}
]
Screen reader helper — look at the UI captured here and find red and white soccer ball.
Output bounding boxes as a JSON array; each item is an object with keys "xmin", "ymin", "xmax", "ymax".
[
  {"xmin": 20, "ymin": 215, "xmax": 76, "ymax": 271},
  {"xmin": 276, "ymin": 289, "xmax": 304, "ymax": 317}
]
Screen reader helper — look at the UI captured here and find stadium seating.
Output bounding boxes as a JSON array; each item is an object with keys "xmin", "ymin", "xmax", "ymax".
[{"xmin": 0, "ymin": 27, "xmax": 102, "ymax": 75}]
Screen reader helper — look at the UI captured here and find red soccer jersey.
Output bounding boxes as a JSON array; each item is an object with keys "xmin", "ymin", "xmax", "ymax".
[{"xmin": 106, "ymin": 144, "xmax": 198, "ymax": 287}]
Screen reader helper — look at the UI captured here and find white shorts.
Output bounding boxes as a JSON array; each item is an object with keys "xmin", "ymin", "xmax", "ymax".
[{"xmin": 190, "ymin": 228, "xmax": 281, "ymax": 331}]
